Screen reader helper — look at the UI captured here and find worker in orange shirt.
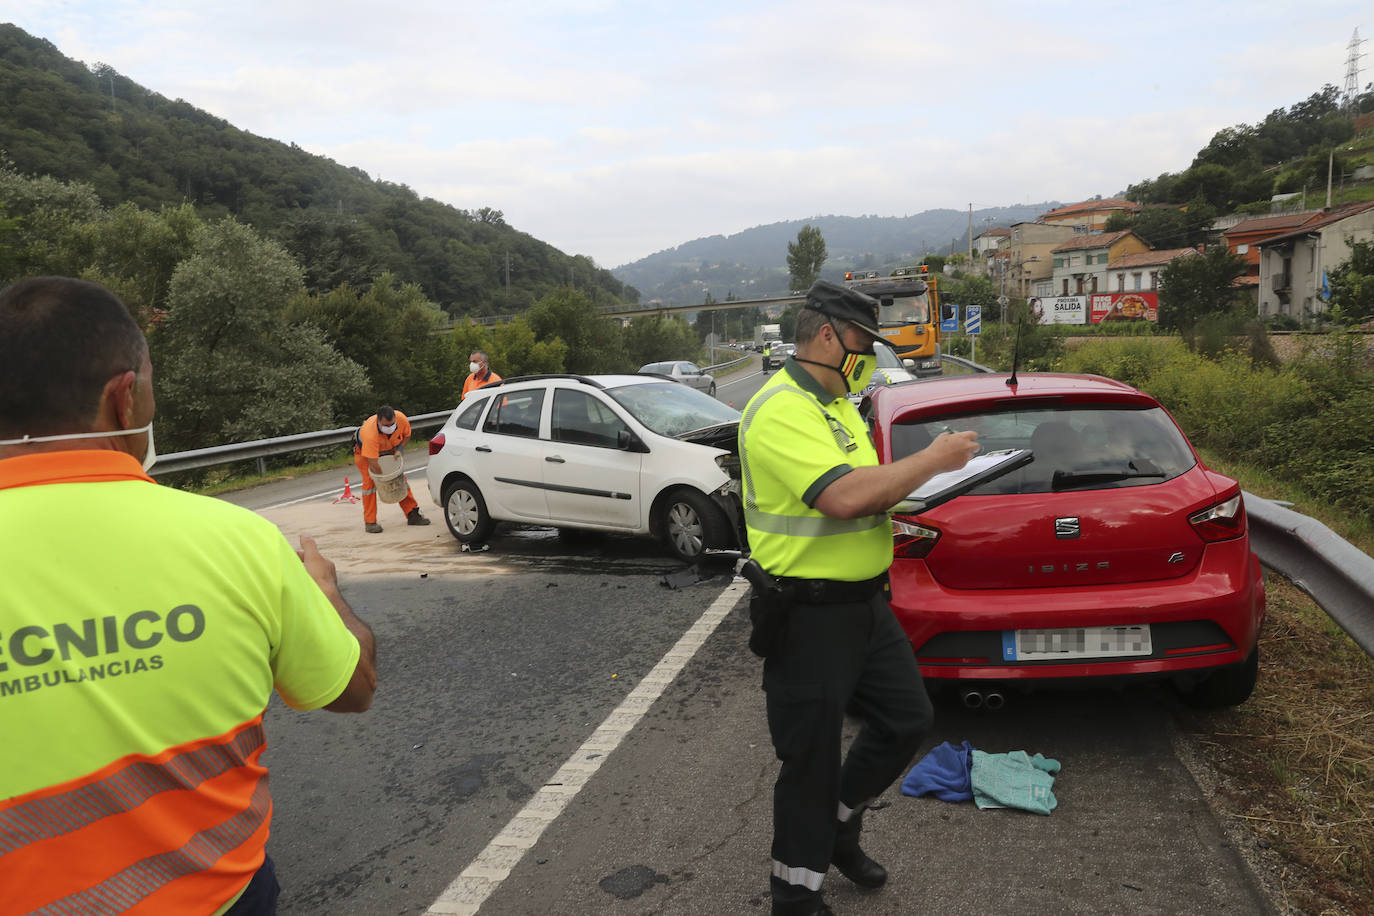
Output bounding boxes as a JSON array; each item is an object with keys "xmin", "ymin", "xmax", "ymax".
[
  {"xmin": 352, "ymin": 406, "xmax": 431, "ymax": 533},
  {"xmin": 462, "ymin": 349, "xmax": 502, "ymax": 399}
]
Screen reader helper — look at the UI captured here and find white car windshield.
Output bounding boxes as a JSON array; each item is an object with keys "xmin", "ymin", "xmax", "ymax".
[
  {"xmin": 873, "ymin": 342, "xmax": 903, "ymax": 369},
  {"xmin": 607, "ymin": 381, "xmax": 739, "ymax": 437}
]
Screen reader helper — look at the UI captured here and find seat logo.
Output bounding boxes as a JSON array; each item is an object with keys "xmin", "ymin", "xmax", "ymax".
[{"xmin": 1054, "ymin": 517, "xmax": 1080, "ymax": 539}]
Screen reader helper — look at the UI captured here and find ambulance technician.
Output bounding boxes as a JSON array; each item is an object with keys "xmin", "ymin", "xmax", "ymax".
[
  {"xmin": 0, "ymin": 277, "xmax": 377, "ymax": 915},
  {"xmin": 738, "ymin": 279, "xmax": 979, "ymax": 916}
]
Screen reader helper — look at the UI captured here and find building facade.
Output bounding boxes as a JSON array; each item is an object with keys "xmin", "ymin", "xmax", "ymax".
[
  {"xmin": 1256, "ymin": 202, "xmax": 1374, "ymax": 319},
  {"xmin": 1050, "ymin": 231, "xmax": 1150, "ymax": 296}
]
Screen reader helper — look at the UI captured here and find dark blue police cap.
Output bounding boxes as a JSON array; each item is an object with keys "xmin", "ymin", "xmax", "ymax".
[{"xmin": 804, "ymin": 279, "xmax": 881, "ymax": 339}]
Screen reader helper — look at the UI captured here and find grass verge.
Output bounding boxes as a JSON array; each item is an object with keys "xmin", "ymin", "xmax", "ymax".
[{"xmin": 1174, "ymin": 451, "xmax": 1374, "ymax": 915}]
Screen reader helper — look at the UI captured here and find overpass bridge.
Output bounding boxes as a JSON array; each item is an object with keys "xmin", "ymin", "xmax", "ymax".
[{"xmin": 458, "ymin": 294, "xmax": 807, "ymax": 327}]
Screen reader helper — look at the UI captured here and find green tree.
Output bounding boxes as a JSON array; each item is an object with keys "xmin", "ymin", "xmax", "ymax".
[
  {"xmin": 1327, "ymin": 239, "xmax": 1374, "ymax": 325},
  {"xmin": 786, "ymin": 225, "xmax": 827, "ymax": 291},
  {"xmin": 527, "ymin": 287, "xmax": 628, "ymax": 374},
  {"xmin": 155, "ymin": 217, "xmax": 368, "ymax": 449},
  {"xmin": 627, "ymin": 314, "xmax": 701, "ymax": 367},
  {"xmin": 1157, "ymin": 247, "xmax": 1246, "ymax": 333}
]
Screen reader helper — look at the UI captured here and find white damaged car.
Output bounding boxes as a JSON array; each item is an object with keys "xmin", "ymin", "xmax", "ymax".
[{"xmin": 426, "ymin": 374, "xmax": 743, "ymax": 562}]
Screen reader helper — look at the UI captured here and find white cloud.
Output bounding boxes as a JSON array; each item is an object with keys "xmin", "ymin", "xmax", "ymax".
[{"xmin": 2, "ymin": 0, "xmax": 1367, "ymax": 267}]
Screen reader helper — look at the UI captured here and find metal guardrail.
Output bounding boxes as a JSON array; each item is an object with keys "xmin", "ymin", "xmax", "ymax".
[
  {"xmin": 703, "ymin": 354, "xmax": 751, "ymax": 374},
  {"xmin": 1244, "ymin": 495, "xmax": 1374, "ymax": 658},
  {"xmin": 150, "ymin": 410, "xmax": 452, "ymax": 476}
]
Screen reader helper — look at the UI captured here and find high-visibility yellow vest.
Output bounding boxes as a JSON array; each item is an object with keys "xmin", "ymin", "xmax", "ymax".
[
  {"xmin": 738, "ymin": 359, "xmax": 892, "ymax": 580},
  {"xmin": 0, "ymin": 450, "xmax": 361, "ymax": 915}
]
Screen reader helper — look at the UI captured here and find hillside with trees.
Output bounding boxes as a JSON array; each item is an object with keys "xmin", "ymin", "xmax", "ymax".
[
  {"xmin": 0, "ymin": 23, "xmax": 636, "ymax": 315},
  {"xmin": 614, "ymin": 205, "xmax": 1053, "ymax": 305}
]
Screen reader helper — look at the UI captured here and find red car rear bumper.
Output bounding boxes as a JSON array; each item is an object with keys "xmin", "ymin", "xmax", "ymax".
[{"xmin": 890, "ymin": 539, "xmax": 1266, "ymax": 682}]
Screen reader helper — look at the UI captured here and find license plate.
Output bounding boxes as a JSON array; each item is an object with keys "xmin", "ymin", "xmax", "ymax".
[{"xmin": 1002, "ymin": 625, "xmax": 1152, "ymax": 661}]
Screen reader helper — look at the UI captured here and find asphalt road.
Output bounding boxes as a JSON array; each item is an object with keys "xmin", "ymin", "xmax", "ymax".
[{"xmin": 217, "ymin": 362, "xmax": 1275, "ymax": 916}]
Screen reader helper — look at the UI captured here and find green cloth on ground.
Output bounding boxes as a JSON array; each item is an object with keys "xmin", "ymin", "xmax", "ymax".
[{"xmin": 970, "ymin": 749, "xmax": 1061, "ymax": 815}]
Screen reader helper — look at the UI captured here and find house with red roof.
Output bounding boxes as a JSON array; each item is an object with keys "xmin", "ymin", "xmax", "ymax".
[
  {"xmin": 1106, "ymin": 248, "xmax": 1199, "ymax": 294},
  {"xmin": 1050, "ymin": 230, "xmax": 1149, "ymax": 296},
  {"xmin": 1221, "ymin": 211, "xmax": 1327, "ymax": 305},
  {"xmin": 1255, "ymin": 201, "xmax": 1374, "ymax": 319},
  {"xmin": 1040, "ymin": 199, "xmax": 1141, "ymax": 232}
]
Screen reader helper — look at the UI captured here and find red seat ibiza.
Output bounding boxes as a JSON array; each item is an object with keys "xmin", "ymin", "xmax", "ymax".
[{"xmin": 867, "ymin": 372, "xmax": 1266, "ymax": 708}]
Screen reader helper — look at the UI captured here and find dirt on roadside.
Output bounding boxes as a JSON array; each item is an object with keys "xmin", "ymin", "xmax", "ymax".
[{"xmin": 1174, "ymin": 575, "xmax": 1374, "ymax": 916}]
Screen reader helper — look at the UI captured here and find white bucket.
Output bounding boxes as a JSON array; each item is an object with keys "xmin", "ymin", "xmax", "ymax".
[{"xmin": 373, "ymin": 454, "xmax": 408, "ymax": 503}]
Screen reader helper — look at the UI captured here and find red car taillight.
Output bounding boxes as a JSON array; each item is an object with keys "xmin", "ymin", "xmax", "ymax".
[
  {"xmin": 892, "ymin": 516, "xmax": 941, "ymax": 559},
  {"xmin": 1188, "ymin": 494, "xmax": 1245, "ymax": 542},
  {"xmin": 428, "ymin": 432, "xmax": 445, "ymax": 456}
]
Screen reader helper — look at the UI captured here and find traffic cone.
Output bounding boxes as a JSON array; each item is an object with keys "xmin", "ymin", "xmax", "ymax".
[{"xmin": 333, "ymin": 476, "xmax": 360, "ymax": 504}]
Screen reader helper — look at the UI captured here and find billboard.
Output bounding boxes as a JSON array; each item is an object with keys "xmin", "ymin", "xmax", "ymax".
[
  {"xmin": 1029, "ymin": 296, "xmax": 1087, "ymax": 325},
  {"xmin": 1089, "ymin": 292, "xmax": 1159, "ymax": 324}
]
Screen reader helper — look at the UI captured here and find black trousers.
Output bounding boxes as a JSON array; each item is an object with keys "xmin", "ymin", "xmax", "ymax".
[{"xmin": 763, "ymin": 591, "xmax": 932, "ymax": 905}]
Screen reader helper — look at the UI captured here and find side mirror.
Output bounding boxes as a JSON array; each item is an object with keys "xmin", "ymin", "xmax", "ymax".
[
  {"xmin": 902, "ymin": 358, "xmax": 916, "ymax": 370},
  {"xmin": 618, "ymin": 429, "xmax": 648, "ymax": 453}
]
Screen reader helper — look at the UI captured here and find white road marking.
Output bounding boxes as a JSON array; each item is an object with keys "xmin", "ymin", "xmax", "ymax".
[
  {"xmin": 718, "ymin": 370, "xmax": 763, "ymax": 389},
  {"xmin": 261, "ymin": 466, "xmax": 429, "ymax": 511},
  {"xmin": 425, "ymin": 580, "xmax": 747, "ymax": 915}
]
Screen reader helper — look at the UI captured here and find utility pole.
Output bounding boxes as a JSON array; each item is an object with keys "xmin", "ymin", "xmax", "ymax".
[
  {"xmin": 968, "ymin": 203, "xmax": 973, "ymax": 265},
  {"xmin": 504, "ymin": 251, "xmax": 511, "ymax": 294}
]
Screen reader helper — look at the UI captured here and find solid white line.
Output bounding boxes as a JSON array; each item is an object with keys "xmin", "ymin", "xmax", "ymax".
[
  {"xmin": 261, "ymin": 466, "xmax": 429, "ymax": 511},
  {"xmin": 718, "ymin": 369, "xmax": 762, "ymax": 389},
  {"xmin": 425, "ymin": 580, "xmax": 747, "ymax": 915}
]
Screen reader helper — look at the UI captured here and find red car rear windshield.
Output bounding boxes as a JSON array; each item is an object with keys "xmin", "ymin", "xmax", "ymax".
[{"xmin": 889, "ymin": 405, "xmax": 1197, "ymax": 495}]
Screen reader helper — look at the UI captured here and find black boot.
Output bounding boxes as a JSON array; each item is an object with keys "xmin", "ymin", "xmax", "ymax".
[
  {"xmin": 831, "ymin": 809, "xmax": 887, "ymax": 890},
  {"xmin": 770, "ymin": 895, "xmax": 834, "ymax": 916}
]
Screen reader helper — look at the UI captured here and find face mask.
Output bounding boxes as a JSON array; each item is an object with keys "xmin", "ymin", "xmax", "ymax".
[
  {"xmin": 0, "ymin": 421, "xmax": 157, "ymax": 472},
  {"xmin": 469, "ymin": 362, "xmax": 482, "ymax": 374},
  {"xmin": 835, "ymin": 349, "xmax": 874, "ymax": 397},
  {"xmin": 379, "ymin": 422, "xmax": 398, "ymax": 435},
  {"xmin": 796, "ymin": 324, "xmax": 874, "ymax": 397}
]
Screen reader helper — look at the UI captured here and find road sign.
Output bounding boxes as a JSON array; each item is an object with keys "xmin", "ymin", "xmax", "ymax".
[
  {"xmin": 940, "ymin": 306, "xmax": 959, "ymax": 333},
  {"xmin": 966, "ymin": 305, "xmax": 982, "ymax": 335}
]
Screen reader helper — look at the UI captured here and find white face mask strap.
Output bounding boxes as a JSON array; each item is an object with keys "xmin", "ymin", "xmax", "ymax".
[{"xmin": 0, "ymin": 423, "xmax": 153, "ymax": 446}]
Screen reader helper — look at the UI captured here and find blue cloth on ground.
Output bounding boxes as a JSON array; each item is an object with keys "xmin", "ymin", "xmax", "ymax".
[
  {"xmin": 970, "ymin": 749, "xmax": 1060, "ymax": 815},
  {"xmin": 901, "ymin": 740, "xmax": 973, "ymax": 802}
]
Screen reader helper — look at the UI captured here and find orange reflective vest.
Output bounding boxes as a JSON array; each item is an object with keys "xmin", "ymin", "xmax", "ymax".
[
  {"xmin": 354, "ymin": 411, "xmax": 412, "ymax": 460},
  {"xmin": 462, "ymin": 369, "xmax": 501, "ymax": 399}
]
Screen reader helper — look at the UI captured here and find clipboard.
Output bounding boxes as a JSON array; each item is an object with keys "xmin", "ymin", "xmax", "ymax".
[{"xmin": 890, "ymin": 448, "xmax": 1033, "ymax": 515}]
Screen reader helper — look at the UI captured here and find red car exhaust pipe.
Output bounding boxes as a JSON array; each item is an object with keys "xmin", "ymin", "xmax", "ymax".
[
  {"xmin": 984, "ymin": 690, "xmax": 1006, "ymax": 711},
  {"xmin": 960, "ymin": 688, "xmax": 983, "ymax": 709}
]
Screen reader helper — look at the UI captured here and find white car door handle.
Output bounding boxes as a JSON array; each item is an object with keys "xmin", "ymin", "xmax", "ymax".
[
  {"xmin": 476, "ymin": 446, "xmax": 492, "ymax": 453},
  {"xmin": 545, "ymin": 455, "xmax": 566, "ymax": 463}
]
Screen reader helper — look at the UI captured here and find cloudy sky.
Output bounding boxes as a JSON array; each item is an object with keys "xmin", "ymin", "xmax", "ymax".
[{"xmin": 2, "ymin": 2, "xmax": 1366, "ymax": 267}]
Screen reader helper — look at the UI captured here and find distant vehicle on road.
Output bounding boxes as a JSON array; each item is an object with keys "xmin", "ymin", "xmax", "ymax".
[
  {"xmin": 753, "ymin": 323, "xmax": 782, "ymax": 352},
  {"xmin": 640, "ymin": 360, "xmax": 717, "ymax": 397},
  {"xmin": 762, "ymin": 341, "xmax": 793, "ymax": 372},
  {"xmin": 426, "ymin": 374, "xmax": 743, "ymax": 562},
  {"xmin": 868, "ymin": 371, "xmax": 1266, "ymax": 708}
]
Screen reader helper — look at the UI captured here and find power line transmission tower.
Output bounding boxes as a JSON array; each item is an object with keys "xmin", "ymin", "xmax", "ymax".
[{"xmin": 1343, "ymin": 27, "xmax": 1367, "ymax": 113}]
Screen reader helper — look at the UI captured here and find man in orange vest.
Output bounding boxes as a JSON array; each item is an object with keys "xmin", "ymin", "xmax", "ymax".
[
  {"xmin": 461, "ymin": 349, "xmax": 502, "ymax": 399},
  {"xmin": 353, "ymin": 405, "xmax": 431, "ymax": 533},
  {"xmin": 0, "ymin": 276, "xmax": 378, "ymax": 915}
]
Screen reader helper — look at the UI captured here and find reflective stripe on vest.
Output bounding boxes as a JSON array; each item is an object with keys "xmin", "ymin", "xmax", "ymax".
[
  {"xmin": 1, "ymin": 717, "xmax": 269, "ymax": 914},
  {"xmin": 740, "ymin": 384, "xmax": 887, "ymax": 539}
]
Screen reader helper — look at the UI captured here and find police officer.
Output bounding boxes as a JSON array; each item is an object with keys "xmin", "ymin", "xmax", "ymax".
[{"xmin": 738, "ymin": 279, "xmax": 980, "ymax": 916}]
